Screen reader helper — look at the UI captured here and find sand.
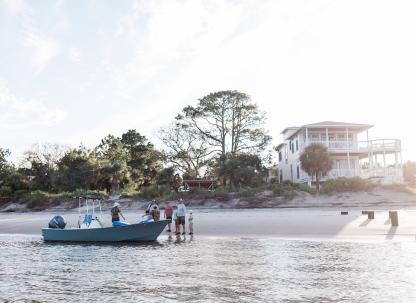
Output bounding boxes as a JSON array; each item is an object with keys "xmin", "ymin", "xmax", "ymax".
[{"xmin": 1, "ymin": 208, "xmax": 416, "ymax": 240}]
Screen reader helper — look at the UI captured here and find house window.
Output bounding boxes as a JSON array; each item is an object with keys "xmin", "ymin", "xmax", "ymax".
[
  {"xmin": 292, "ymin": 142, "xmax": 294, "ymax": 154},
  {"xmin": 297, "ymin": 165, "xmax": 300, "ymax": 179},
  {"xmin": 296, "ymin": 140, "xmax": 299, "ymax": 151},
  {"xmin": 285, "ymin": 145, "xmax": 288, "ymax": 163},
  {"xmin": 278, "ymin": 152, "xmax": 282, "ymax": 162},
  {"xmin": 279, "ymin": 170, "xmax": 283, "ymax": 183},
  {"xmin": 289, "ymin": 141, "xmax": 292, "ymax": 151}
]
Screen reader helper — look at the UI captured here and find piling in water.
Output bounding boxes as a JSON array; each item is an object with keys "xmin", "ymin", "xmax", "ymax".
[{"xmin": 390, "ymin": 211, "xmax": 399, "ymax": 226}]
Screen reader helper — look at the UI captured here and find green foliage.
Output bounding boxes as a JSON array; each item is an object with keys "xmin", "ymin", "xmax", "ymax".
[
  {"xmin": 178, "ymin": 90, "xmax": 271, "ymax": 156},
  {"xmin": 139, "ymin": 185, "xmax": 172, "ymax": 200},
  {"xmin": 217, "ymin": 153, "xmax": 266, "ymax": 189},
  {"xmin": 300, "ymin": 143, "xmax": 333, "ymax": 192},
  {"xmin": 320, "ymin": 177, "xmax": 373, "ymax": 194},
  {"xmin": 0, "ymin": 186, "xmax": 13, "ymax": 197},
  {"xmin": 57, "ymin": 146, "xmax": 97, "ymax": 191}
]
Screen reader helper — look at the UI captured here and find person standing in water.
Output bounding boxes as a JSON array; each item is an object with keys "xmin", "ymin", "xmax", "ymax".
[
  {"xmin": 188, "ymin": 210, "xmax": 194, "ymax": 235},
  {"xmin": 172, "ymin": 205, "xmax": 179, "ymax": 234},
  {"xmin": 164, "ymin": 201, "xmax": 173, "ymax": 232},
  {"xmin": 176, "ymin": 199, "xmax": 187, "ymax": 235}
]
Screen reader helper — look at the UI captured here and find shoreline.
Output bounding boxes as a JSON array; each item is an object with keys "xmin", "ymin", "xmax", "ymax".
[{"xmin": 2, "ymin": 208, "xmax": 416, "ymax": 241}]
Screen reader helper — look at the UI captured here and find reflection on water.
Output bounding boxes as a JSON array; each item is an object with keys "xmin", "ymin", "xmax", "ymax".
[{"xmin": 1, "ymin": 235, "xmax": 416, "ymax": 302}]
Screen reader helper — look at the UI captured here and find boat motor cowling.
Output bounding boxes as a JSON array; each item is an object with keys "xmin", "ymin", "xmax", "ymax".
[{"xmin": 48, "ymin": 216, "xmax": 66, "ymax": 229}]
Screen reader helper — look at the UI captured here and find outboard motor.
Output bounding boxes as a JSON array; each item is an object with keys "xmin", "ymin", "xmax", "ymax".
[{"xmin": 48, "ymin": 215, "xmax": 66, "ymax": 229}]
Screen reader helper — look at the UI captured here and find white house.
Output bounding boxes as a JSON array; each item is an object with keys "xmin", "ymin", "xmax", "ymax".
[{"xmin": 273, "ymin": 121, "xmax": 403, "ymax": 185}]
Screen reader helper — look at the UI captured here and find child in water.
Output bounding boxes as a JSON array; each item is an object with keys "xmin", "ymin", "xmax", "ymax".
[
  {"xmin": 172, "ymin": 205, "xmax": 179, "ymax": 234},
  {"xmin": 188, "ymin": 210, "xmax": 193, "ymax": 235}
]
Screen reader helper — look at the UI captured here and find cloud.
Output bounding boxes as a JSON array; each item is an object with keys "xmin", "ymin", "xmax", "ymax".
[
  {"xmin": 21, "ymin": 27, "xmax": 61, "ymax": 74},
  {"xmin": 2, "ymin": 0, "xmax": 62, "ymax": 74},
  {"xmin": 68, "ymin": 47, "xmax": 81, "ymax": 63},
  {"xmin": 0, "ymin": 80, "xmax": 66, "ymax": 129}
]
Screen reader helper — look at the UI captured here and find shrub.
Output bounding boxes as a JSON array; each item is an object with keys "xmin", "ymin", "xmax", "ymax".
[
  {"xmin": 320, "ymin": 177, "xmax": 373, "ymax": 194},
  {"xmin": 140, "ymin": 185, "xmax": 172, "ymax": 200},
  {"xmin": 0, "ymin": 186, "xmax": 13, "ymax": 197},
  {"xmin": 237, "ymin": 187, "xmax": 258, "ymax": 198}
]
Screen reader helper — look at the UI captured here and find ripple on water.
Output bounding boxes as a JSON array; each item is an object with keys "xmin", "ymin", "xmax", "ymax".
[{"xmin": 1, "ymin": 236, "xmax": 416, "ymax": 302}]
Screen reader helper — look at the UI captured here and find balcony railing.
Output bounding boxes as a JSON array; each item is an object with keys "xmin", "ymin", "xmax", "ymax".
[
  {"xmin": 306, "ymin": 139, "xmax": 401, "ymax": 153},
  {"xmin": 326, "ymin": 167, "xmax": 402, "ymax": 179}
]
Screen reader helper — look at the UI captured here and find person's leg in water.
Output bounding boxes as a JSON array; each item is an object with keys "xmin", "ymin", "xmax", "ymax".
[
  {"xmin": 181, "ymin": 217, "xmax": 186, "ymax": 235},
  {"xmin": 175, "ymin": 219, "xmax": 179, "ymax": 235},
  {"xmin": 189, "ymin": 221, "xmax": 193, "ymax": 235}
]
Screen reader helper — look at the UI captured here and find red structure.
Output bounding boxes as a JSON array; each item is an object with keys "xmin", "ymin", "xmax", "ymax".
[{"xmin": 182, "ymin": 179, "xmax": 215, "ymax": 191}]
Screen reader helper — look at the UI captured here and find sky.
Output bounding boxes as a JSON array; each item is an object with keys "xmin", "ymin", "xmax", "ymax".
[{"xmin": 1, "ymin": 0, "xmax": 415, "ymax": 163}]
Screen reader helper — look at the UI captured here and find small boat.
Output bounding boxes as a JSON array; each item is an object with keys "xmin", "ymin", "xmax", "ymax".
[{"xmin": 42, "ymin": 196, "xmax": 169, "ymax": 242}]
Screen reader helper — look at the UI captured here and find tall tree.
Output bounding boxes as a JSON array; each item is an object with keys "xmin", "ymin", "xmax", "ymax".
[
  {"xmin": 95, "ymin": 135, "xmax": 129, "ymax": 193},
  {"xmin": 158, "ymin": 123, "xmax": 214, "ymax": 178},
  {"xmin": 120, "ymin": 129, "xmax": 162, "ymax": 187},
  {"xmin": 57, "ymin": 146, "xmax": 98, "ymax": 191},
  {"xmin": 20, "ymin": 143, "xmax": 69, "ymax": 191},
  {"xmin": 300, "ymin": 143, "xmax": 333, "ymax": 192},
  {"xmin": 0, "ymin": 148, "xmax": 12, "ymax": 187},
  {"xmin": 216, "ymin": 153, "xmax": 265, "ymax": 189},
  {"xmin": 176, "ymin": 90, "xmax": 271, "ymax": 156}
]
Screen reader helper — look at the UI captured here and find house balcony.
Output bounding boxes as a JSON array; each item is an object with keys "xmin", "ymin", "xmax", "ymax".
[
  {"xmin": 307, "ymin": 139, "xmax": 401, "ymax": 155},
  {"xmin": 326, "ymin": 167, "xmax": 402, "ymax": 182}
]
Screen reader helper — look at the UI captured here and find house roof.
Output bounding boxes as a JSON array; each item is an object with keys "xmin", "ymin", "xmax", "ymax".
[
  {"xmin": 275, "ymin": 143, "xmax": 285, "ymax": 150},
  {"xmin": 280, "ymin": 126, "xmax": 300, "ymax": 134},
  {"xmin": 302, "ymin": 121, "xmax": 373, "ymax": 129},
  {"xmin": 280, "ymin": 121, "xmax": 373, "ymax": 140}
]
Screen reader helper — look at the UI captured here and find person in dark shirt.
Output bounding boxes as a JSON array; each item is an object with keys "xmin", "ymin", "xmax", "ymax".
[{"xmin": 110, "ymin": 202, "xmax": 125, "ymax": 223}]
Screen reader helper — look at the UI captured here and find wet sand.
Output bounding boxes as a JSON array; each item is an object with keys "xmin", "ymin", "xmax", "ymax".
[{"xmin": 1, "ymin": 208, "xmax": 416, "ymax": 240}]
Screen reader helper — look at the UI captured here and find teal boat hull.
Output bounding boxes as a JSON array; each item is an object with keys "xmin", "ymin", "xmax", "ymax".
[{"xmin": 42, "ymin": 220, "xmax": 169, "ymax": 242}]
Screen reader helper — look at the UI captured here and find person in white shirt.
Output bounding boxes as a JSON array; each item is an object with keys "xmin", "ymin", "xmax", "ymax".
[{"xmin": 176, "ymin": 199, "xmax": 187, "ymax": 235}]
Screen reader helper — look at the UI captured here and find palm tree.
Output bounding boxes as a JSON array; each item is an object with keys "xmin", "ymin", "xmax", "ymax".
[{"xmin": 300, "ymin": 143, "xmax": 333, "ymax": 192}]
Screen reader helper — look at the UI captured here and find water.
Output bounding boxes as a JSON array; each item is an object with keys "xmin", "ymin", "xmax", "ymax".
[{"xmin": 1, "ymin": 234, "xmax": 416, "ymax": 302}]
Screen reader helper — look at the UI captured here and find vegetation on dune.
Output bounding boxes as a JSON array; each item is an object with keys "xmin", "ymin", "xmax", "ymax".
[
  {"xmin": 1, "ymin": 90, "xmax": 415, "ymax": 209},
  {"xmin": 0, "ymin": 90, "xmax": 274, "ymax": 207},
  {"xmin": 320, "ymin": 177, "xmax": 374, "ymax": 194}
]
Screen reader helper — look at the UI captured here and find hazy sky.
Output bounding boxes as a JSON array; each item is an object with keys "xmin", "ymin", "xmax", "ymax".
[{"xmin": 1, "ymin": 0, "xmax": 415, "ymax": 162}]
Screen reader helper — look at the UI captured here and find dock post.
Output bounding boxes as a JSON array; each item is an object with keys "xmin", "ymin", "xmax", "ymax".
[
  {"xmin": 390, "ymin": 211, "xmax": 399, "ymax": 226},
  {"xmin": 368, "ymin": 211, "xmax": 375, "ymax": 219}
]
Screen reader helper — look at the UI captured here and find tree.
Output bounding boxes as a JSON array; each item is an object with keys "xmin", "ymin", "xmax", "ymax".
[
  {"xmin": 120, "ymin": 129, "xmax": 162, "ymax": 187},
  {"xmin": 299, "ymin": 143, "xmax": 333, "ymax": 192},
  {"xmin": 216, "ymin": 153, "xmax": 265, "ymax": 189},
  {"xmin": 403, "ymin": 161, "xmax": 416, "ymax": 186},
  {"xmin": 0, "ymin": 148, "xmax": 11, "ymax": 177},
  {"xmin": 158, "ymin": 123, "xmax": 214, "ymax": 178},
  {"xmin": 57, "ymin": 146, "xmax": 98, "ymax": 191},
  {"xmin": 95, "ymin": 135, "xmax": 129, "ymax": 193},
  {"xmin": 176, "ymin": 90, "xmax": 271, "ymax": 156},
  {"xmin": 20, "ymin": 143, "xmax": 69, "ymax": 191}
]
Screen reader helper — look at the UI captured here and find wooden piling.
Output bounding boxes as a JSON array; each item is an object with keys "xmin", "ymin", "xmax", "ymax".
[
  {"xmin": 341, "ymin": 211, "xmax": 348, "ymax": 215},
  {"xmin": 390, "ymin": 211, "xmax": 398, "ymax": 226},
  {"xmin": 367, "ymin": 211, "xmax": 375, "ymax": 219}
]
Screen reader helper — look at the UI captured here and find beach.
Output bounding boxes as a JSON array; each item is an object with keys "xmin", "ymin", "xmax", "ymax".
[{"xmin": 2, "ymin": 208, "xmax": 416, "ymax": 240}]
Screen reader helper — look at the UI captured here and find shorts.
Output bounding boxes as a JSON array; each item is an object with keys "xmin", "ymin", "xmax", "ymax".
[
  {"xmin": 177, "ymin": 216, "xmax": 185, "ymax": 225},
  {"xmin": 166, "ymin": 216, "xmax": 172, "ymax": 223}
]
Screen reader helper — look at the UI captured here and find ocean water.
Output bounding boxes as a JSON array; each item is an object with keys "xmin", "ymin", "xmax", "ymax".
[{"xmin": 1, "ymin": 234, "xmax": 416, "ymax": 302}]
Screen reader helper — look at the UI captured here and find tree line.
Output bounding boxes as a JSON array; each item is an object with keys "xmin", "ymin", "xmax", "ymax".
[{"xmin": 0, "ymin": 90, "xmax": 272, "ymax": 198}]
